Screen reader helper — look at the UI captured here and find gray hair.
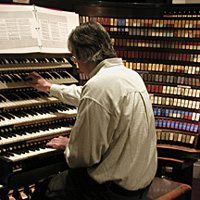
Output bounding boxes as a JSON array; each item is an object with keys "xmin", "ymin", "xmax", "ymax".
[{"xmin": 68, "ymin": 22, "xmax": 116, "ymax": 64}]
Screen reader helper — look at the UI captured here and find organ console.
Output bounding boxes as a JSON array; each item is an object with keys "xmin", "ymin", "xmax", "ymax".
[{"xmin": 0, "ymin": 53, "xmax": 78, "ymax": 199}]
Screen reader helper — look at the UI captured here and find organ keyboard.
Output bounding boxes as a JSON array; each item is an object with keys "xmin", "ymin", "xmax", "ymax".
[
  {"xmin": 0, "ymin": 103, "xmax": 77, "ymax": 127},
  {"xmin": 0, "ymin": 53, "xmax": 78, "ymax": 197},
  {"xmin": 0, "ymin": 66, "xmax": 77, "ymax": 89}
]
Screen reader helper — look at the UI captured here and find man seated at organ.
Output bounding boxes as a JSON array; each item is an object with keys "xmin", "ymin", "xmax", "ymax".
[{"xmin": 28, "ymin": 21, "xmax": 157, "ymax": 200}]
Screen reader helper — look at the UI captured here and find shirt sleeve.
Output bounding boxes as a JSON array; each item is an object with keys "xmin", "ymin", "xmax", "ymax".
[
  {"xmin": 65, "ymin": 97, "xmax": 111, "ymax": 168},
  {"xmin": 50, "ymin": 84, "xmax": 82, "ymax": 107}
]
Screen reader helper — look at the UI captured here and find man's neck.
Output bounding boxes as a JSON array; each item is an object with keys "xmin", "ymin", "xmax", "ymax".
[{"xmin": 78, "ymin": 61, "xmax": 98, "ymax": 75}]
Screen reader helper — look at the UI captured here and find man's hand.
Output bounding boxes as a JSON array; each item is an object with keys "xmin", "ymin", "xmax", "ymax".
[
  {"xmin": 27, "ymin": 71, "xmax": 52, "ymax": 92},
  {"xmin": 46, "ymin": 136, "xmax": 70, "ymax": 150}
]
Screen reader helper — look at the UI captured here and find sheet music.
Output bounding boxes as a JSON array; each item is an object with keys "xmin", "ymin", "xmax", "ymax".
[
  {"xmin": 0, "ymin": 5, "xmax": 39, "ymax": 53},
  {"xmin": 36, "ymin": 6, "xmax": 79, "ymax": 53},
  {"xmin": 0, "ymin": 4, "xmax": 79, "ymax": 54}
]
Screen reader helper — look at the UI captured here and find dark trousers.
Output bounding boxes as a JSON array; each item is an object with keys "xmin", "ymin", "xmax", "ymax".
[{"xmin": 32, "ymin": 168, "xmax": 150, "ymax": 200}]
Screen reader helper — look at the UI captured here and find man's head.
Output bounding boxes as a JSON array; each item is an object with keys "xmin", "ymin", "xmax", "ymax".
[{"xmin": 68, "ymin": 22, "xmax": 116, "ymax": 67}]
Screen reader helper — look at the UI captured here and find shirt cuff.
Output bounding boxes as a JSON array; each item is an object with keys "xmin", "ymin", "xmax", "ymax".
[
  {"xmin": 49, "ymin": 84, "xmax": 62, "ymax": 97},
  {"xmin": 64, "ymin": 146, "xmax": 70, "ymax": 164}
]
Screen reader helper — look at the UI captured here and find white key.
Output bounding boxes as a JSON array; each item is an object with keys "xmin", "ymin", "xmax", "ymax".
[
  {"xmin": 0, "ymin": 126, "xmax": 71, "ymax": 145},
  {"xmin": 7, "ymin": 147, "xmax": 56, "ymax": 162}
]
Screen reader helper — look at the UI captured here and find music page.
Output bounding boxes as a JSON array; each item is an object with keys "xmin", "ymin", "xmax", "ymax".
[
  {"xmin": 0, "ymin": 4, "xmax": 39, "ymax": 53},
  {"xmin": 36, "ymin": 6, "xmax": 79, "ymax": 53}
]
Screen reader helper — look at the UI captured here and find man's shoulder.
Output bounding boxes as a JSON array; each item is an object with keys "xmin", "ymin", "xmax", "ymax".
[{"xmin": 84, "ymin": 71, "xmax": 119, "ymax": 92}]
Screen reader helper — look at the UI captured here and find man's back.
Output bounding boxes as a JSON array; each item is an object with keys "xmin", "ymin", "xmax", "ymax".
[{"xmin": 69, "ymin": 58, "xmax": 157, "ymax": 190}]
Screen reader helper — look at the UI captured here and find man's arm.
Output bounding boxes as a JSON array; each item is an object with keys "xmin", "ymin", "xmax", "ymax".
[
  {"xmin": 28, "ymin": 71, "xmax": 82, "ymax": 106},
  {"xmin": 66, "ymin": 97, "xmax": 112, "ymax": 168},
  {"xmin": 45, "ymin": 98, "xmax": 111, "ymax": 165},
  {"xmin": 50, "ymin": 84, "xmax": 82, "ymax": 107}
]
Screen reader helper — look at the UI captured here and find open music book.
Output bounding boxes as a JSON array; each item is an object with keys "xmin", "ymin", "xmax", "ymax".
[{"xmin": 0, "ymin": 4, "xmax": 79, "ymax": 54}]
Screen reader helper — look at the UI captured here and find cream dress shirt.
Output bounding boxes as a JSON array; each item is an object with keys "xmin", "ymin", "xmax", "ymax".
[{"xmin": 50, "ymin": 58, "xmax": 157, "ymax": 190}]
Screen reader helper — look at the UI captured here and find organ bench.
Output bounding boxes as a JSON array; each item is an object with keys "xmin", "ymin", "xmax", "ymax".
[{"xmin": 147, "ymin": 177, "xmax": 192, "ymax": 200}]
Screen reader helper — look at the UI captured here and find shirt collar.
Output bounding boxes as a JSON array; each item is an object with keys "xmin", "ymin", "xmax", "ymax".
[{"xmin": 89, "ymin": 58, "xmax": 124, "ymax": 78}]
